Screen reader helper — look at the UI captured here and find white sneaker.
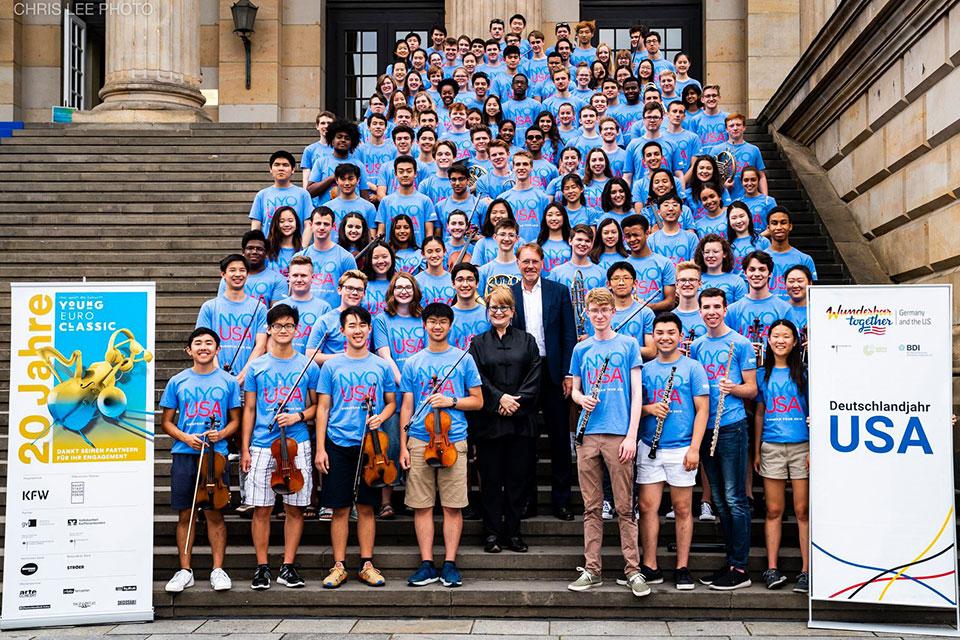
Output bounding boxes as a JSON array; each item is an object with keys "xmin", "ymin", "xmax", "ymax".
[
  {"xmin": 165, "ymin": 569, "xmax": 195, "ymax": 593},
  {"xmin": 602, "ymin": 500, "xmax": 615, "ymax": 521},
  {"xmin": 699, "ymin": 502, "xmax": 717, "ymax": 521},
  {"xmin": 665, "ymin": 509, "xmax": 676, "ymax": 520},
  {"xmin": 210, "ymin": 567, "xmax": 232, "ymax": 591}
]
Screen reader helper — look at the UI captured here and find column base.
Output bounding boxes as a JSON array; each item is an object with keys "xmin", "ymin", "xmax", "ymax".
[{"xmin": 73, "ymin": 101, "xmax": 212, "ymax": 124}]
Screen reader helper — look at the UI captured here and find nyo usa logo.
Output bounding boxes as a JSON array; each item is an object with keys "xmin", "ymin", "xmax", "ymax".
[{"xmin": 825, "ymin": 304, "xmax": 894, "ymax": 336}]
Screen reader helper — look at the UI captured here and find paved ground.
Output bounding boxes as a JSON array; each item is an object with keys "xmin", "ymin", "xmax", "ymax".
[{"xmin": 0, "ymin": 619, "xmax": 941, "ymax": 639}]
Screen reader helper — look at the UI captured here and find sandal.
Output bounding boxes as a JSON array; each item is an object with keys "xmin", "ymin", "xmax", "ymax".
[
  {"xmin": 322, "ymin": 563, "xmax": 348, "ymax": 589},
  {"xmin": 358, "ymin": 563, "xmax": 386, "ymax": 587},
  {"xmin": 378, "ymin": 504, "xmax": 395, "ymax": 520}
]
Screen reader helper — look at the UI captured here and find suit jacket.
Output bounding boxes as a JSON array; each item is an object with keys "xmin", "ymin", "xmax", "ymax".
[{"xmin": 511, "ymin": 277, "xmax": 577, "ymax": 386}]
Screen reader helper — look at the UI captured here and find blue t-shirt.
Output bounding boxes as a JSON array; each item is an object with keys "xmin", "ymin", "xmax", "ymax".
[
  {"xmin": 522, "ymin": 56, "xmax": 550, "ymax": 86},
  {"xmin": 195, "ymin": 295, "xmax": 267, "ymax": 375},
  {"xmin": 440, "ymin": 130, "xmax": 473, "ymax": 161},
  {"xmin": 548, "ymin": 261, "xmax": 607, "ymax": 292},
  {"xmin": 267, "ymin": 247, "xmax": 296, "ymax": 278},
  {"xmin": 583, "ymin": 177, "xmax": 608, "ymax": 212},
  {"xmin": 756, "ymin": 366, "xmax": 808, "ymax": 443},
  {"xmin": 294, "ymin": 244, "xmax": 358, "ymax": 309},
  {"xmin": 249, "ymin": 184, "xmax": 314, "ymax": 232},
  {"xmin": 503, "ymin": 97, "xmax": 543, "ymax": 140},
  {"xmin": 609, "ymin": 102, "xmax": 645, "ymax": 140},
  {"xmin": 419, "ymin": 174, "xmax": 454, "ymax": 206},
  {"xmin": 364, "ymin": 279, "xmax": 390, "ymax": 316},
  {"xmin": 694, "ymin": 111, "xmax": 729, "ymax": 147},
  {"xmin": 769, "ymin": 247, "xmax": 818, "ymax": 300},
  {"xmin": 160, "ymin": 368, "xmax": 242, "ymax": 455},
  {"xmin": 309, "ymin": 152, "xmax": 370, "ymax": 205},
  {"xmin": 663, "ymin": 129, "xmax": 703, "ymax": 175},
  {"xmin": 377, "ymin": 190, "xmax": 437, "ymax": 246},
  {"xmin": 400, "ymin": 347, "xmax": 482, "ymax": 444},
  {"xmin": 435, "ymin": 195, "xmax": 479, "ymax": 239},
  {"xmin": 605, "ymin": 147, "xmax": 628, "ymax": 178},
  {"xmin": 726, "ymin": 295, "xmax": 793, "ymax": 341},
  {"xmin": 316, "ymin": 352, "xmax": 397, "ymax": 447},
  {"xmin": 541, "ymin": 239, "xmax": 571, "ymax": 273},
  {"xmin": 700, "ymin": 272, "xmax": 748, "ymax": 304},
  {"xmin": 741, "ymin": 194, "xmax": 778, "ymax": 234},
  {"xmin": 273, "ymin": 295, "xmax": 332, "ymax": 354},
  {"xmin": 675, "ymin": 308, "xmax": 708, "ymax": 342},
  {"xmin": 217, "ymin": 269, "xmax": 288, "ymax": 307},
  {"xmin": 326, "ymin": 195, "xmax": 378, "ymax": 239},
  {"xmin": 395, "ymin": 248, "xmax": 424, "ymax": 274},
  {"xmin": 477, "ymin": 259, "xmax": 522, "ymax": 296},
  {"xmin": 570, "ymin": 46, "xmax": 597, "ymax": 67},
  {"xmin": 502, "ymin": 186, "xmax": 552, "ymax": 243},
  {"xmin": 569, "ymin": 333, "xmax": 642, "ymax": 437},
  {"xmin": 244, "ymin": 352, "xmax": 320, "ymax": 447},
  {"xmin": 415, "ymin": 270, "xmax": 455, "ymax": 306},
  {"xmin": 624, "ymin": 136, "xmax": 675, "ymax": 178},
  {"xmin": 306, "ymin": 308, "xmax": 349, "ymax": 354},
  {"xmin": 596, "ymin": 251, "xmax": 628, "ymax": 271},
  {"xmin": 475, "ymin": 171, "xmax": 513, "ymax": 201},
  {"xmin": 640, "ymin": 356, "xmax": 710, "ymax": 449},
  {"xmin": 450, "ymin": 304, "xmax": 491, "ymax": 350},
  {"xmin": 731, "ymin": 235, "xmax": 772, "ymax": 274},
  {"xmin": 301, "ymin": 140, "xmax": 331, "ymax": 176},
  {"xmin": 694, "ymin": 212, "xmax": 728, "ymax": 239},
  {"xmin": 470, "ymin": 236, "xmax": 497, "ymax": 266},
  {"xmin": 530, "ymin": 159, "xmax": 560, "ymax": 191},
  {"xmin": 587, "ymin": 301, "xmax": 654, "ymax": 348},
  {"xmin": 372, "ymin": 312, "xmax": 425, "ymax": 371},
  {"xmin": 627, "ymin": 253, "xmax": 676, "ymax": 303},
  {"xmin": 689, "ymin": 330, "xmax": 756, "ymax": 428},
  {"xmin": 357, "ymin": 141, "xmax": 398, "ymax": 183},
  {"xmin": 787, "ymin": 304, "xmax": 808, "ymax": 330},
  {"xmin": 648, "ymin": 229, "xmax": 698, "ymax": 266}
]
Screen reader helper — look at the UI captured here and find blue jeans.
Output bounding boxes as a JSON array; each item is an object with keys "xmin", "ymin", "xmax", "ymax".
[{"xmin": 699, "ymin": 418, "xmax": 751, "ymax": 569}]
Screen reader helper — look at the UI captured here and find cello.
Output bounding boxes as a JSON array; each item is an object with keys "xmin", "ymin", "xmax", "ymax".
[
  {"xmin": 360, "ymin": 390, "xmax": 398, "ymax": 488},
  {"xmin": 423, "ymin": 374, "xmax": 458, "ymax": 468}
]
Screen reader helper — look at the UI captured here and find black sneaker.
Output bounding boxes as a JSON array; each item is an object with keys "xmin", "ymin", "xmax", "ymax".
[
  {"xmin": 710, "ymin": 567, "xmax": 752, "ymax": 591},
  {"xmin": 277, "ymin": 563, "xmax": 305, "ymax": 588},
  {"xmin": 640, "ymin": 564, "xmax": 664, "ymax": 584},
  {"xmin": 675, "ymin": 566, "xmax": 695, "ymax": 591},
  {"xmin": 699, "ymin": 565, "xmax": 728, "ymax": 585},
  {"xmin": 763, "ymin": 568, "xmax": 788, "ymax": 590},
  {"xmin": 251, "ymin": 564, "xmax": 271, "ymax": 590}
]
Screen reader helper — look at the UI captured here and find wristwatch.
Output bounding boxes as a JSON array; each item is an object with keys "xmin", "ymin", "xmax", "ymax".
[
  {"xmin": 297, "ymin": 411, "xmax": 305, "ymax": 421},
  {"xmin": 451, "ymin": 397, "xmax": 458, "ymax": 409}
]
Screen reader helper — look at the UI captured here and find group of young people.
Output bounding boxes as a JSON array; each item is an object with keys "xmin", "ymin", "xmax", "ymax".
[{"xmin": 158, "ymin": 15, "xmax": 815, "ymax": 599}]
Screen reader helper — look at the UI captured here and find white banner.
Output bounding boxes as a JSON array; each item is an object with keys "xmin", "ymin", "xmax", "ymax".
[
  {"xmin": 808, "ymin": 284, "xmax": 957, "ymax": 610},
  {"xmin": 2, "ymin": 282, "xmax": 156, "ymax": 630}
]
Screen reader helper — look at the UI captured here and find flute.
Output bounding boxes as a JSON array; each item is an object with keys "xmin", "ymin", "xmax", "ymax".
[
  {"xmin": 647, "ymin": 365, "xmax": 677, "ymax": 459},
  {"xmin": 709, "ymin": 342, "xmax": 737, "ymax": 457}
]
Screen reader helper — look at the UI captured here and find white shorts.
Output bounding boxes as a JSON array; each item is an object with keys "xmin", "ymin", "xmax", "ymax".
[
  {"xmin": 245, "ymin": 441, "xmax": 314, "ymax": 507},
  {"xmin": 637, "ymin": 441, "xmax": 697, "ymax": 487}
]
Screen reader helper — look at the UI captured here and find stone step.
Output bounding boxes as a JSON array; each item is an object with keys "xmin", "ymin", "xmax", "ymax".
[{"xmin": 153, "ymin": 579, "xmax": 810, "ymax": 620}]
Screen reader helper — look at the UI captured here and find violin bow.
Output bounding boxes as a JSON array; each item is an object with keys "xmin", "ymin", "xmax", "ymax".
[
  {"xmin": 402, "ymin": 347, "xmax": 472, "ymax": 433},
  {"xmin": 224, "ymin": 295, "xmax": 264, "ymax": 374},
  {"xmin": 183, "ymin": 424, "xmax": 211, "ymax": 558},
  {"xmin": 354, "ymin": 232, "xmax": 385, "ymax": 264},
  {"xmin": 268, "ymin": 339, "xmax": 323, "ymax": 430}
]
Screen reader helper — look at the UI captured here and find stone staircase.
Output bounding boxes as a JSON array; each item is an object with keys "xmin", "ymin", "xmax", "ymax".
[{"xmin": 0, "ymin": 121, "xmax": 861, "ymax": 620}]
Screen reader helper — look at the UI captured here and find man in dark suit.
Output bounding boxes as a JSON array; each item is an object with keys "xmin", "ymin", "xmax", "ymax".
[{"xmin": 510, "ymin": 243, "xmax": 578, "ymax": 520}]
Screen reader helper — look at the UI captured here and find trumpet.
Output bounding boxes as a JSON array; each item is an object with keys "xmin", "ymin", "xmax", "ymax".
[
  {"xmin": 709, "ymin": 342, "xmax": 737, "ymax": 457},
  {"xmin": 571, "ymin": 270, "xmax": 587, "ymax": 338},
  {"xmin": 648, "ymin": 365, "xmax": 677, "ymax": 459}
]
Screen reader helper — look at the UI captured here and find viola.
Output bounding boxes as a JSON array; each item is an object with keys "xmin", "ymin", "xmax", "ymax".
[
  {"xmin": 270, "ymin": 408, "xmax": 305, "ymax": 495},
  {"xmin": 423, "ymin": 375, "xmax": 458, "ymax": 468},
  {"xmin": 195, "ymin": 416, "xmax": 231, "ymax": 510},
  {"xmin": 361, "ymin": 391, "xmax": 398, "ymax": 488}
]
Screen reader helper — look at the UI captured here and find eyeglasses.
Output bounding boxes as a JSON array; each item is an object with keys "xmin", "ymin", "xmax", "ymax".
[
  {"xmin": 270, "ymin": 323, "xmax": 297, "ymax": 332},
  {"xmin": 453, "ymin": 277, "xmax": 476, "ymax": 284},
  {"xmin": 394, "ymin": 285, "xmax": 413, "ymax": 292},
  {"xmin": 489, "ymin": 305, "xmax": 513, "ymax": 314},
  {"xmin": 586, "ymin": 307, "xmax": 614, "ymax": 316},
  {"xmin": 609, "ymin": 275, "xmax": 633, "ymax": 283},
  {"xmin": 341, "ymin": 285, "xmax": 366, "ymax": 294},
  {"xmin": 677, "ymin": 278, "xmax": 701, "ymax": 284},
  {"xmin": 425, "ymin": 318, "xmax": 451, "ymax": 327}
]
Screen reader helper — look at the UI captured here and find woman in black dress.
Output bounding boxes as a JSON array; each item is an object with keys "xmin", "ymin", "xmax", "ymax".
[{"xmin": 468, "ymin": 286, "xmax": 542, "ymax": 553}]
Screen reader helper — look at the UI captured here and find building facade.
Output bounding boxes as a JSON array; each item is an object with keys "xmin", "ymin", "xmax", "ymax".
[{"xmin": 1, "ymin": 0, "xmax": 805, "ymax": 122}]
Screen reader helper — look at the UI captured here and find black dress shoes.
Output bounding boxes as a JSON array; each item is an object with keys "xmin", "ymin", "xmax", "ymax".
[
  {"xmin": 483, "ymin": 535, "xmax": 502, "ymax": 553},
  {"xmin": 521, "ymin": 503, "xmax": 538, "ymax": 519},
  {"xmin": 553, "ymin": 506, "xmax": 574, "ymax": 521},
  {"xmin": 507, "ymin": 536, "xmax": 529, "ymax": 553}
]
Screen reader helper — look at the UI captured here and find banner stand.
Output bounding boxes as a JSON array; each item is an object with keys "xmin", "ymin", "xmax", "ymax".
[
  {"xmin": 807, "ymin": 284, "xmax": 958, "ymax": 637},
  {"xmin": 1, "ymin": 611, "xmax": 152, "ymax": 632}
]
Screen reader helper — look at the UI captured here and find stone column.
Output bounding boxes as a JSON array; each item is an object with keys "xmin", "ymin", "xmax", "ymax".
[
  {"xmin": 447, "ymin": 0, "xmax": 542, "ymax": 42},
  {"xmin": 77, "ymin": 0, "xmax": 209, "ymax": 123}
]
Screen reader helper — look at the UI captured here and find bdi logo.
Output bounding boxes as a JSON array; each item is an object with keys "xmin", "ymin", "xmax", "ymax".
[
  {"xmin": 22, "ymin": 490, "xmax": 48, "ymax": 501},
  {"xmin": 115, "ymin": 585, "xmax": 137, "ymax": 592}
]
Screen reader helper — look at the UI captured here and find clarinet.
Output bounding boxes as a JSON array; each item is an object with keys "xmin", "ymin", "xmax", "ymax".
[
  {"xmin": 574, "ymin": 356, "xmax": 610, "ymax": 447},
  {"xmin": 749, "ymin": 317, "xmax": 765, "ymax": 367},
  {"xmin": 571, "ymin": 269, "xmax": 587, "ymax": 338},
  {"xmin": 648, "ymin": 365, "xmax": 677, "ymax": 459},
  {"xmin": 709, "ymin": 342, "xmax": 737, "ymax": 457}
]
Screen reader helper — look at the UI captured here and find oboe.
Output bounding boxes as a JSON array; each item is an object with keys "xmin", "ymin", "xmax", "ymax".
[
  {"xmin": 575, "ymin": 356, "xmax": 609, "ymax": 446},
  {"xmin": 749, "ymin": 317, "xmax": 765, "ymax": 367},
  {"xmin": 571, "ymin": 270, "xmax": 587, "ymax": 338},
  {"xmin": 709, "ymin": 342, "xmax": 737, "ymax": 457},
  {"xmin": 648, "ymin": 365, "xmax": 677, "ymax": 459}
]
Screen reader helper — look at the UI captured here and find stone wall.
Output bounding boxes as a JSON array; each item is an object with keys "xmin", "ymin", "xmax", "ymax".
[
  {"xmin": 760, "ymin": 0, "xmax": 960, "ymax": 394},
  {"xmin": 15, "ymin": 7, "xmax": 59, "ymax": 122}
]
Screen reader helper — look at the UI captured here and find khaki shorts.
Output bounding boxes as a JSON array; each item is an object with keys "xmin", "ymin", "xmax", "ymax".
[
  {"xmin": 404, "ymin": 437, "xmax": 469, "ymax": 509},
  {"xmin": 759, "ymin": 441, "xmax": 809, "ymax": 480}
]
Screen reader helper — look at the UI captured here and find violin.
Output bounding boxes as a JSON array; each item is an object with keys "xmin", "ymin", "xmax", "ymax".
[
  {"xmin": 270, "ymin": 407, "xmax": 305, "ymax": 496},
  {"xmin": 195, "ymin": 416, "xmax": 230, "ymax": 511},
  {"xmin": 361, "ymin": 391, "xmax": 398, "ymax": 488},
  {"xmin": 423, "ymin": 374, "xmax": 458, "ymax": 468}
]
